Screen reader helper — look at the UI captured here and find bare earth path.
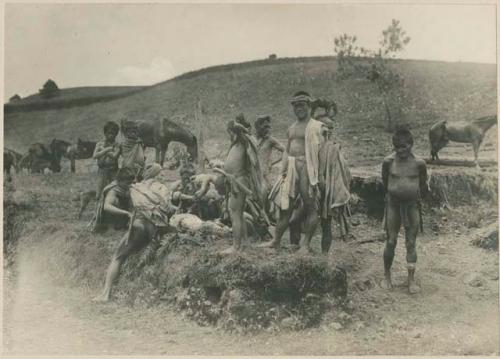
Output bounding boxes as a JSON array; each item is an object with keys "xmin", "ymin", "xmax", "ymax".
[{"xmin": 3, "ymin": 207, "xmax": 498, "ymax": 355}]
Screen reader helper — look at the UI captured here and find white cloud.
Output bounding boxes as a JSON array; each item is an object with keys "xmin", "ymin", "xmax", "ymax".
[{"xmin": 114, "ymin": 57, "xmax": 176, "ymax": 86}]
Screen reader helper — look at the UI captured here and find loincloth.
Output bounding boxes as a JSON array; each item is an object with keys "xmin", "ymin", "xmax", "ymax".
[
  {"xmin": 268, "ymin": 156, "xmax": 307, "ymax": 211},
  {"xmin": 384, "ymin": 194, "xmax": 423, "ymax": 233}
]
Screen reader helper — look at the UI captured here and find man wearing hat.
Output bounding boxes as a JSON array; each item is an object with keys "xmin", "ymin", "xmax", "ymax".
[{"xmin": 262, "ymin": 91, "xmax": 325, "ymax": 254}]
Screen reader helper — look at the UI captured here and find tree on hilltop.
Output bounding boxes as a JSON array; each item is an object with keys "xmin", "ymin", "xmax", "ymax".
[
  {"xmin": 39, "ymin": 79, "xmax": 60, "ymax": 99},
  {"xmin": 9, "ymin": 94, "xmax": 21, "ymax": 103},
  {"xmin": 333, "ymin": 19, "xmax": 412, "ymax": 131}
]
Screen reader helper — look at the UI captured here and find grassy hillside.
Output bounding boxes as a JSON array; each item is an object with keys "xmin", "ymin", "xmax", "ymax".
[
  {"xmin": 5, "ymin": 86, "xmax": 147, "ymax": 113},
  {"xmin": 4, "ymin": 57, "xmax": 497, "ymax": 165}
]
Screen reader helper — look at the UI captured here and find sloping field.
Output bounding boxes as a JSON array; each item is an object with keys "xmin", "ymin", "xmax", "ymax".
[
  {"xmin": 4, "ymin": 57, "xmax": 497, "ymax": 166},
  {"xmin": 5, "ymin": 86, "xmax": 147, "ymax": 114}
]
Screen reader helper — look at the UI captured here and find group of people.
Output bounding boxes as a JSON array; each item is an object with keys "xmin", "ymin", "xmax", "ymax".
[{"xmin": 91, "ymin": 90, "xmax": 429, "ymax": 301}]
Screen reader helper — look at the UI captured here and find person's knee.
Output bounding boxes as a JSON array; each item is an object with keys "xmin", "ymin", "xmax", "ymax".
[{"xmin": 385, "ymin": 238, "xmax": 397, "ymax": 252}]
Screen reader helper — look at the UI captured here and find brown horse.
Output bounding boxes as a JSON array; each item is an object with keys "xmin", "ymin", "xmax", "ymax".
[
  {"xmin": 51, "ymin": 138, "xmax": 97, "ymax": 173},
  {"xmin": 429, "ymin": 115, "xmax": 497, "ymax": 166},
  {"xmin": 136, "ymin": 118, "xmax": 198, "ymax": 166},
  {"xmin": 25, "ymin": 143, "xmax": 61, "ymax": 173}
]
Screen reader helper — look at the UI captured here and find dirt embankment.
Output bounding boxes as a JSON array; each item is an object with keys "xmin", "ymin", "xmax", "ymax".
[{"xmin": 3, "ymin": 165, "xmax": 499, "ymax": 355}]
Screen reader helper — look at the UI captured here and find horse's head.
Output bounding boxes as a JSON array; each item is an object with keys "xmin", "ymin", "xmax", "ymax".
[{"xmin": 312, "ymin": 99, "xmax": 338, "ymax": 119}]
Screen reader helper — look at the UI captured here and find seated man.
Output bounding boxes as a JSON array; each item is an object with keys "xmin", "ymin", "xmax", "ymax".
[
  {"xmin": 171, "ymin": 162, "xmax": 222, "ymax": 220},
  {"xmin": 93, "ymin": 164, "xmax": 175, "ymax": 302},
  {"xmin": 91, "ymin": 167, "xmax": 136, "ymax": 232}
]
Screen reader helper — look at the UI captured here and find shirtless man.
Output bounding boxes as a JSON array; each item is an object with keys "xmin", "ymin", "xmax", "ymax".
[
  {"xmin": 261, "ymin": 91, "xmax": 323, "ymax": 254},
  {"xmin": 93, "ymin": 165, "xmax": 173, "ymax": 302},
  {"xmin": 255, "ymin": 115, "xmax": 285, "ymax": 196},
  {"xmin": 221, "ymin": 120, "xmax": 265, "ymax": 254},
  {"xmin": 91, "ymin": 167, "xmax": 135, "ymax": 232},
  {"xmin": 381, "ymin": 128, "xmax": 428, "ymax": 294}
]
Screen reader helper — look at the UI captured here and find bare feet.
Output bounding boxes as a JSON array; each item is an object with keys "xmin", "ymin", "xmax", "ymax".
[
  {"xmin": 258, "ymin": 240, "xmax": 280, "ymax": 249},
  {"xmin": 297, "ymin": 245, "xmax": 313, "ymax": 255},
  {"xmin": 92, "ymin": 293, "xmax": 110, "ymax": 303},
  {"xmin": 380, "ymin": 276, "xmax": 393, "ymax": 290},
  {"xmin": 408, "ymin": 280, "xmax": 421, "ymax": 294},
  {"xmin": 219, "ymin": 246, "xmax": 239, "ymax": 255}
]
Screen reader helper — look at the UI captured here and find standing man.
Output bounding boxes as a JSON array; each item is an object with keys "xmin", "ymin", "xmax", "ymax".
[
  {"xmin": 381, "ymin": 128, "xmax": 428, "ymax": 294},
  {"xmin": 255, "ymin": 115, "xmax": 285, "ymax": 199},
  {"xmin": 318, "ymin": 118, "xmax": 351, "ymax": 254},
  {"xmin": 262, "ymin": 91, "xmax": 324, "ymax": 254},
  {"xmin": 220, "ymin": 120, "xmax": 266, "ymax": 254},
  {"xmin": 120, "ymin": 119, "xmax": 146, "ymax": 180},
  {"xmin": 93, "ymin": 121, "xmax": 121, "ymax": 200}
]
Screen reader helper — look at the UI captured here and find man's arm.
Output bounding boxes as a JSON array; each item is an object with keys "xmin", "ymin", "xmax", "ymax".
[
  {"xmin": 193, "ymin": 174, "xmax": 217, "ymax": 199},
  {"xmin": 103, "ymin": 191, "xmax": 132, "ymax": 218},
  {"xmin": 280, "ymin": 130, "xmax": 291, "ymax": 176},
  {"xmin": 109, "ymin": 144, "xmax": 121, "ymax": 160},
  {"xmin": 270, "ymin": 137, "xmax": 285, "ymax": 153},
  {"xmin": 418, "ymin": 159, "xmax": 429, "ymax": 198},
  {"xmin": 93, "ymin": 141, "xmax": 112, "ymax": 160},
  {"xmin": 381, "ymin": 157, "xmax": 392, "ymax": 192},
  {"xmin": 318, "ymin": 145, "xmax": 327, "ymax": 191}
]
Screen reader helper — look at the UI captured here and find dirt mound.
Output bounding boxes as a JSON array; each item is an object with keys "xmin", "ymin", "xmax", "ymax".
[
  {"xmin": 112, "ymin": 233, "xmax": 348, "ymax": 332},
  {"xmin": 471, "ymin": 223, "xmax": 498, "ymax": 251},
  {"xmin": 350, "ymin": 167, "xmax": 497, "ymax": 217},
  {"xmin": 3, "ymin": 185, "xmax": 40, "ymax": 266}
]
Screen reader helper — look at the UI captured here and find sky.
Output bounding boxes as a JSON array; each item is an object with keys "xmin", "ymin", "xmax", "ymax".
[{"xmin": 4, "ymin": 2, "xmax": 497, "ymax": 99}]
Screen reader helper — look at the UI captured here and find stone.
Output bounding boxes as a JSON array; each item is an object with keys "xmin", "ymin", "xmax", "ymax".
[{"xmin": 465, "ymin": 274, "xmax": 484, "ymax": 287}]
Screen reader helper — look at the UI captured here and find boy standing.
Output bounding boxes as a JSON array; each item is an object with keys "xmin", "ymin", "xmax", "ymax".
[
  {"xmin": 93, "ymin": 121, "xmax": 121, "ymax": 199},
  {"xmin": 381, "ymin": 128, "xmax": 428, "ymax": 294}
]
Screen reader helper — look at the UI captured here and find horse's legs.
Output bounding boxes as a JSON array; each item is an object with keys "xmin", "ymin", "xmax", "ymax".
[
  {"xmin": 473, "ymin": 138, "xmax": 483, "ymax": 167},
  {"xmin": 70, "ymin": 157, "xmax": 76, "ymax": 173},
  {"xmin": 160, "ymin": 142, "xmax": 169, "ymax": 167},
  {"xmin": 155, "ymin": 146, "xmax": 161, "ymax": 164}
]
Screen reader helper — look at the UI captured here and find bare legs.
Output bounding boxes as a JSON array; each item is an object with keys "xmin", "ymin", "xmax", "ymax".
[
  {"xmin": 221, "ymin": 189, "xmax": 247, "ymax": 254},
  {"xmin": 382, "ymin": 202, "xmax": 420, "ymax": 294},
  {"xmin": 93, "ymin": 257, "xmax": 123, "ymax": 302}
]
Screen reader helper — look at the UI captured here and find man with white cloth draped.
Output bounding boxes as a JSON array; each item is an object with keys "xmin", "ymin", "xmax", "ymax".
[{"xmin": 261, "ymin": 91, "xmax": 325, "ymax": 254}]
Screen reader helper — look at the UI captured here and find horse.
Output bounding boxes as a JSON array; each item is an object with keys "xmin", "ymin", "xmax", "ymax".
[
  {"xmin": 49, "ymin": 139, "xmax": 78, "ymax": 172},
  {"xmin": 311, "ymin": 98, "xmax": 338, "ymax": 120},
  {"xmin": 136, "ymin": 118, "xmax": 198, "ymax": 166},
  {"xmin": 4, "ymin": 148, "xmax": 23, "ymax": 181},
  {"xmin": 25, "ymin": 143, "xmax": 61, "ymax": 174},
  {"xmin": 4, "ymin": 148, "xmax": 23, "ymax": 177},
  {"xmin": 429, "ymin": 115, "xmax": 497, "ymax": 166},
  {"xmin": 75, "ymin": 139, "xmax": 97, "ymax": 160}
]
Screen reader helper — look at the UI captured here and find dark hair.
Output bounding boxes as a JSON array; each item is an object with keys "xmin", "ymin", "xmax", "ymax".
[
  {"xmin": 235, "ymin": 113, "xmax": 252, "ymax": 130},
  {"xmin": 255, "ymin": 116, "xmax": 271, "ymax": 130},
  {"xmin": 180, "ymin": 162, "xmax": 196, "ymax": 177},
  {"xmin": 116, "ymin": 167, "xmax": 136, "ymax": 182},
  {"xmin": 293, "ymin": 90, "xmax": 312, "ymax": 98},
  {"xmin": 392, "ymin": 127, "xmax": 414, "ymax": 146},
  {"xmin": 103, "ymin": 121, "xmax": 119, "ymax": 135}
]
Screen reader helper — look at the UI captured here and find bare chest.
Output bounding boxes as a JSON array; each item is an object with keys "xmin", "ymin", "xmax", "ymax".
[{"xmin": 389, "ymin": 160, "xmax": 419, "ymax": 178}]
